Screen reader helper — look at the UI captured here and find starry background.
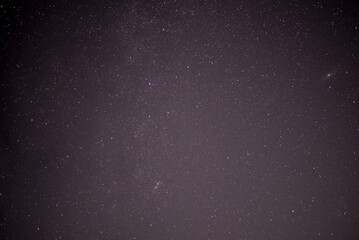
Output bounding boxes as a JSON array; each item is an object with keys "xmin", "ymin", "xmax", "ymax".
[{"xmin": 1, "ymin": 0, "xmax": 359, "ymax": 239}]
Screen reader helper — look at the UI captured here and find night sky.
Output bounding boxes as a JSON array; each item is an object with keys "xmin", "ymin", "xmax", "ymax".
[{"xmin": 1, "ymin": 1, "xmax": 359, "ymax": 239}]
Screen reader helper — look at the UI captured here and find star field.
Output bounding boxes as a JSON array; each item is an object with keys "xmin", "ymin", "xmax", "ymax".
[{"xmin": 1, "ymin": 0, "xmax": 359, "ymax": 239}]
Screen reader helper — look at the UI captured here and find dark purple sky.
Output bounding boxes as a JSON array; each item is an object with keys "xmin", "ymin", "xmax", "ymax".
[{"xmin": 1, "ymin": 0, "xmax": 359, "ymax": 239}]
